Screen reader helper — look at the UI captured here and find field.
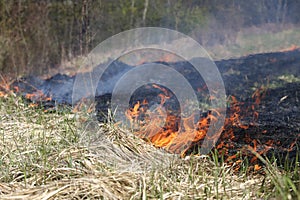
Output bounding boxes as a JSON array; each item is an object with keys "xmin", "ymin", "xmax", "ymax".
[
  {"xmin": 207, "ymin": 25, "xmax": 300, "ymax": 60},
  {"xmin": 1, "ymin": 1, "xmax": 300, "ymax": 199},
  {"xmin": 0, "ymin": 93, "xmax": 299, "ymax": 199}
]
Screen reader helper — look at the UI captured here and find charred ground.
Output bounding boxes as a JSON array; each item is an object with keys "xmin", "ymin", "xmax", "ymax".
[{"xmin": 10, "ymin": 49, "xmax": 300, "ymax": 166}]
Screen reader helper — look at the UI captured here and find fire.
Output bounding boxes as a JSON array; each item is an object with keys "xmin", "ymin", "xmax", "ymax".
[
  {"xmin": 29, "ymin": 103, "xmax": 39, "ymax": 108},
  {"xmin": 0, "ymin": 73, "xmax": 15, "ymax": 98},
  {"xmin": 24, "ymin": 90, "xmax": 52, "ymax": 102},
  {"xmin": 159, "ymin": 54, "xmax": 178, "ymax": 63},
  {"xmin": 226, "ymin": 96, "xmax": 249, "ymax": 129},
  {"xmin": 125, "ymin": 84, "xmax": 230, "ymax": 155},
  {"xmin": 0, "ymin": 91, "xmax": 6, "ymax": 98},
  {"xmin": 0, "ymin": 76, "xmax": 53, "ymax": 109},
  {"xmin": 254, "ymin": 164, "xmax": 262, "ymax": 171},
  {"xmin": 124, "ymin": 83, "xmax": 298, "ymax": 166},
  {"xmin": 280, "ymin": 44, "xmax": 299, "ymax": 52}
]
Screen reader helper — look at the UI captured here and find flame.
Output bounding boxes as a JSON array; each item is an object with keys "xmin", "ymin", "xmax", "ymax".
[
  {"xmin": 25, "ymin": 90, "xmax": 52, "ymax": 102},
  {"xmin": 225, "ymin": 96, "xmax": 249, "ymax": 129},
  {"xmin": 126, "ymin": 91, "xmax": 243, "ymax": 155},
  {"xmin": 159, "ymin": 54, "xmax": 178, "ymax": 63},
  {"xmin": 280, "ymin": 44, "xmax": 299, "ymax": 52},
  {"xmin": 13, "ymin": 86, "xmax": 19, "ymax": 93},
  {"xmin": 126, "ymin": 92, "xmax": 238, "ymax": 155},
  {"xmin": 123, "ymin": 83, "xmax": 294, "ymax": 166},
  {"xmin": 125, "ymin": 85, "xmax": 228, "ymax": 155},
  {"xmin": 0, "ymin": 73, "xmax": 15, "ymax": 98},
  {"xmin": 29, "ymin": 103, "xmax": 38, "ymax": 108},
  {"xmin": 0, "ymin": 73, "xmax": 11, "ymax": 91},
  {"xmin": 252, "ymin": 86, "xmax": 267, "ymax": 107},
  {"xmin": 0, "ymin": 91, "xmax": 6, "ymax": 98},
  {"xmin": 254, "ymin": 164, "xmax": 262, "ymax": 171}
]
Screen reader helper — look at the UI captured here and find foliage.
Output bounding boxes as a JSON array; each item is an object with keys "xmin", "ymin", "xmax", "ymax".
[{"xmin": 0, "ymin": 0, "xmax": 299, "ymax": 76}]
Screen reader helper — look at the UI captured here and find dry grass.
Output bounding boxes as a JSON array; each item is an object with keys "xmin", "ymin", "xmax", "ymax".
[{"xmin": 0, "ymin": 94, "xmax": 299, "ymax": 199}]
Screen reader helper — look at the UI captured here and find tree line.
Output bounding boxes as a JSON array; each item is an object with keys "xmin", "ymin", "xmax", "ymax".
[{"xmin": 0, "ymin": 0, "xmax": 299, "ymax": 76}]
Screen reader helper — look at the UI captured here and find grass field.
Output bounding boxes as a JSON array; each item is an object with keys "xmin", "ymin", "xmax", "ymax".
[
  {"xmin": 0, "ymin": 94, "xmax": 299, "ymax": 199},
  {"xmin": 207, "ymin": 26, "xmax": 300, "ymax": 60}
]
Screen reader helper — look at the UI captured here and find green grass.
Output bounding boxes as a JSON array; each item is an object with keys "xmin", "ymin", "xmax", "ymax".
[
  {"xmin": 207, "ymin": 26, "xmax": 300, "ymax": 60},
  {"xmin": 0, "ymin": 94, "xmax": 299, "ymax": 199}
]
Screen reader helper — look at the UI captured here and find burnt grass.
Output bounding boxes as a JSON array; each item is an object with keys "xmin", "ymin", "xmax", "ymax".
[
  {"xmin": 216, "ymin": 50, "xmax": 300, "ymax": 166},
  {"xmin": 11, "ymin": 49, "xmax": 300, "ymax": 167}
]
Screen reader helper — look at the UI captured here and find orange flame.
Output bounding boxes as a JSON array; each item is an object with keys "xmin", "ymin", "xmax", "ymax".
[
  {"xmin": 0, "ymin": 91, "xmax": 6, "ymax": 98},
  {"xmin": 280, "ymin": 44, "xmax": 299, "ymax": 52},
  {"xmin": 125, "ymin": 86, "xmax": 230, "ymax": 155},
  {"xmin": 124, "ymin": 89, "xmax": 272, "ymax": 163},
  {"xmin": 25, "ymin": 90, "xmax": 52, "ymax": 102}
]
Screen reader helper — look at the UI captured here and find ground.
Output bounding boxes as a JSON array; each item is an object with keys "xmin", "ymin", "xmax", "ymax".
[{"xmin": 0, "ymin": 49, "xmax": 300, "ymax": 199}]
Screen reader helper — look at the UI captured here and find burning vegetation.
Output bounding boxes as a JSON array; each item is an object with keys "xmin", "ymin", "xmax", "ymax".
[
  {"xmin": 3, "ymin": 48, "xmax": 300, "ymax": 169},
  {"xmin": 1, "ymin": 49, "xmax": 300, "ymax": 199},
  {"xmin": 124, "ymin": 81, "xmax": 298, "ymax": 169}
]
